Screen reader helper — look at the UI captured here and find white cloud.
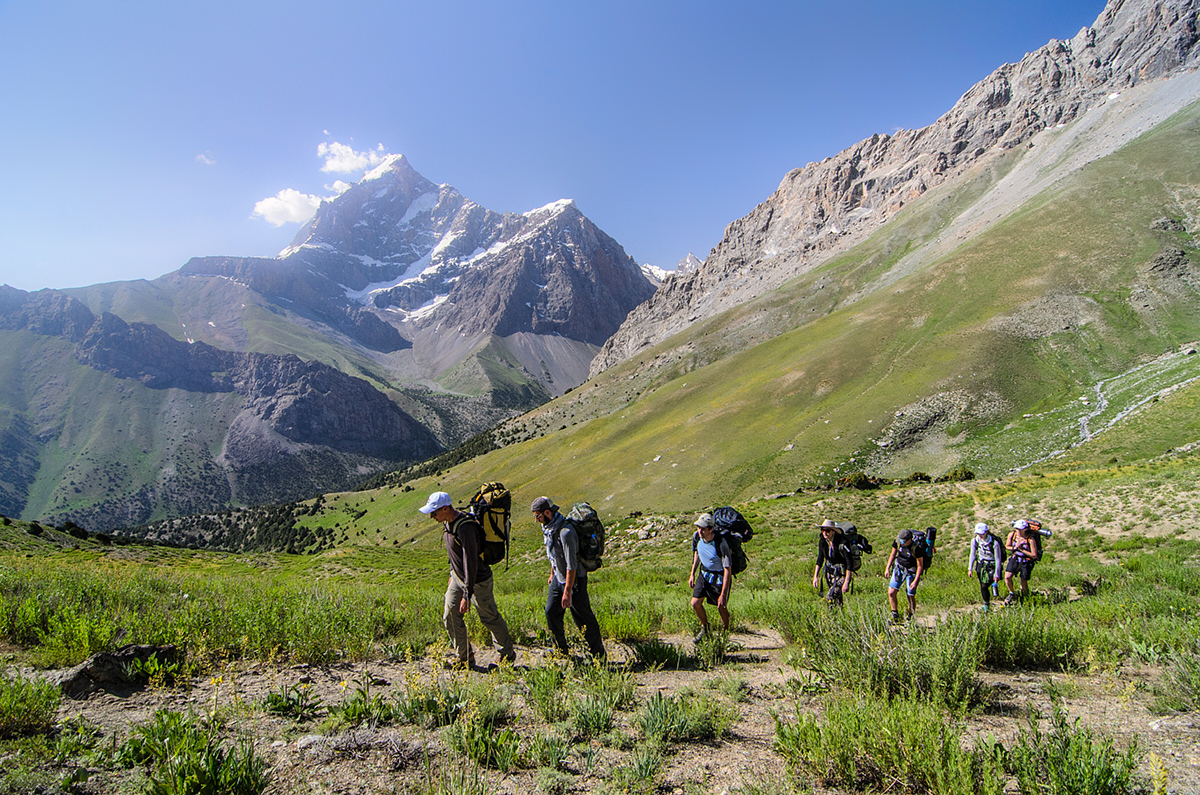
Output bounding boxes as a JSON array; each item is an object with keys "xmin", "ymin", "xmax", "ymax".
[
  {"xmin": 318, "ymin": 141, "xmax": 387, "ymax": 173},
  {"xmin": 196, "ymin": 153, "xmax": 216, "ymax": 166},
  {"xmin": 251, "ymin": 188, "xmax": 322, "ymax": 227}
]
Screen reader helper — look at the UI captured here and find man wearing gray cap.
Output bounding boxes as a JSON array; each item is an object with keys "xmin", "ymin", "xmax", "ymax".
[
  {"xmin": 532, "ymin": 496, "xmax": 605, "ymax": 658},
  {"xmin": 884, "ymin": 528, "xmax": 925, "ymax": 623},
  {"xmin": 689, "ymin": 512, "xmax": 732, "ymax": 642},
  {"xmin": 420, "ymin": 491, "xmax": 515, "ymax": 669}
]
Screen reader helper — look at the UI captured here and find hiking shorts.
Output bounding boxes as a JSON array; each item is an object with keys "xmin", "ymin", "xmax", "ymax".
[
  {"xmin": 1006, "ymin": 556, "xmax": 1036, "ymax": 582},
  {"xmin": 692, "ymin": 571, "xmax": 724, "ymax": 606},
  {"xmin": 889, "ymin": 567, "xmax": 918, "ymax": 595}
]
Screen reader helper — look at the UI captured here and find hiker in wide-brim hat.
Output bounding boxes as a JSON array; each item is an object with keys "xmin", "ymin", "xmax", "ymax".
[{"xmin": 813, "ymin": 519, "xmax": 852, "ymax": 607}]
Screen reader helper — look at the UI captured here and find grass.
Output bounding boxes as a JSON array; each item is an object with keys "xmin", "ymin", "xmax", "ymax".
[{"xmin": 2, "ymin": 458, "xmax": 1198, "ymax": 792}]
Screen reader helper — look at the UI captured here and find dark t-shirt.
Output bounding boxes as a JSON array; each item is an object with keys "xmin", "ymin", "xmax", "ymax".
[
  {"xmin": 891, "ymin": 540, "xmax": 920, "ymax": 572},
  {"xmin": 445, "ymin": 513, "xmax": 493, "ymax": 595},
  {"xmin": 815, "ymin": 534, "xmax": 850, "ymax": 569}
]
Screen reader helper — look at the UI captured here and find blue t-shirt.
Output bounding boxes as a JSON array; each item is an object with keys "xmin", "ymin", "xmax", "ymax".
[{"xmin": 694, "ymin": 532, "xmax": 733, "ymax": 575}]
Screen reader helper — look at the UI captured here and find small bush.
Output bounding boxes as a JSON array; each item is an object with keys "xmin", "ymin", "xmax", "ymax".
[
  {"xmin": 0, "ymin": 674, "xmax": 61, "ymax": 738},
  {"xmin": 980, "ymin": 609, "xmax": 1085, "ymax": 671},
  {"xmin": 524, "ymin": 665, "xmax": 569, "ymax": 723},
  {"xmin": 447, "ymin": 711, "xmax": 522, "ymax": 772},
  {"xmin": 774, "ymin": 694, "xmax": 1004, "ymax": 794},
  {"xmin": 1007, "ymin": 694, "xmax": 1144, "ymax": 795},
  {"xmin": 1153, "ymin": 639, "xmax": 1200, "ymax": 713},
  {"xmin": 117, "ymin": 709, "xmax": 271, "ymax": 795},
  {"xmin": 628, "ymin": 638, "xmax": 690, "ymax": 669},
  {"xmin": 262, "ymin": 683, "xmax": 324, "ymax": 722},
  {"xmin": 570, "ymin": 694, "xmax": 615, "ymax": 738},
  {"xmin": 636, "ymin": 691, "xmax": 738, "ymax": 743}
]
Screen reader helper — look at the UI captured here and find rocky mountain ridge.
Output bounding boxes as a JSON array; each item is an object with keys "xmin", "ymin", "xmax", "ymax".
[
  {"xmin": 185, "ymin": 155, "xmax": 655, "ymax": 355},
  {"xmin": 592, "ymin": 0, "xmax": 1200, "ymax": 375},
  {"xmin": 0, "ymin": 287, "xmax": 438, "ymax": 530}
]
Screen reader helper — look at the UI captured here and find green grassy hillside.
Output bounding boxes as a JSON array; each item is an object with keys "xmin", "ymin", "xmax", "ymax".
[{"xmin": 387, "ymin": 100, "xmax": 1200, "ymax": 515}]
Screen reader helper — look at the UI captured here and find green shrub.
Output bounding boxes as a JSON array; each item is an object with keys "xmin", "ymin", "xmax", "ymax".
[
  {"xmin": 627, "ymin": 638, "xmax": 690, "ymax": 669},
  {"xmin": 447, "ymin": 711, "xmax": 522, "ymax": 772},
  {"xmin": 980, "ymin": 608, "xmax": 1085, "ymax": 671},
  {"xmin": 117, "ymin": 710, "xmax": 271, "ymax": 795},
  {"xmin": 262, "ymin": 682, "xmax": 324, "ymax": 722},
  {"xmin": 524, "ymin": 665, "xmax": 569, "ymax": 723},
  {"xmin": 1153, "ymin": 639, "xmax": 1200, "ymax": 713},
  {"xmin": 773, "ymin": 694, "xmax": 1004, "ymax": 795},
  {"xmin": 570, "ymin": 693, "xmax": 615, "ymax": 738},
  {"xmin": 523, "ymin": 730, "xmax": 571, "ymax": 770},
  {"xmin": 788, "ymin": 608, "xmax": 988, "ymax": 714},
  {"xmin": 1006, "ymin": 694, "xmax": 1143, "ymax": 795},
  {"xmin": 0, "ymin": 674, "xmax": 61, "ymax": 738},
  {"xmin": 635, "ymin": 691, "xmax": 738, "ymax": 743}
]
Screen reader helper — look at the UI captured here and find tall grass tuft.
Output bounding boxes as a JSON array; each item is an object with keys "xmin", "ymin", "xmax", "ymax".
[
  {"xmin": 1007, "ymin": 693, "xmax": 1144, "ymax": 795},
  {"xmin": 979, "ymin": 607, "xmax": 1086, "ymax": 670},
  {"xmin": 773, "ymin": 694, "xmax": 1005, "ymax": 795},
  {"xmin": 117, "ymin": 709, "xmax": 271, "ymax": 795},
  {"xmin": 0, "ymin": 673, "xmax": 61, "ymax": 738},
  {"xmin": 787, "ymin": 607, "xmax": 988, "ymax": 714},
  {"xmin": 635, "ymin": 691, "xmax": 738, "ymax": 743}
]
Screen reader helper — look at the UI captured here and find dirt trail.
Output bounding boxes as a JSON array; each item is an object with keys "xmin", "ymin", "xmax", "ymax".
[{"xmin": 30, "ymin": 622, "xmax": 1199, "ymax": 794}]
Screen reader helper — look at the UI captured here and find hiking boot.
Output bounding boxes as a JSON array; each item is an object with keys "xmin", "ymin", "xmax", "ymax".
[
  {"xmin": 693, "ymin": 626, "xmax": 708, "ymax": 644},
  {"xmin": 890, "ymin": 610, "xmax": 902, "ymax": 624},
  {"xmin": 1002, "ymin": 593, "xmax": 1018, "ymax": 606},
  {"xmin": 980, "ymin": 604, "xmax": 990, "ymax": 613}
]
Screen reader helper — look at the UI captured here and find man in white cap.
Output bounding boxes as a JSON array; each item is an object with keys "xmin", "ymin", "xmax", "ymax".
[
  {"xmin": 420, "ymin": 491, "xmax": 515, "ymax": 669},
  {"xmin": 689, "ymin": 512, "xmax": 732, "ymax": 642},
  {"xmin": 967, "ymin": 523, "xmax": 1004, "ymax": 612}
]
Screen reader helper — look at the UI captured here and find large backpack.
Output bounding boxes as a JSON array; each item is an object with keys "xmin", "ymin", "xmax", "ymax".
[
  {"xmin": 834, "ymin": 521, "xmax": 872, "ymax": 573},
  {"xmin": 567, "ymin": 502, "xmax": 605, "ymax": 572},
  {"xmin": 712, "ymin": 506, "xmax": 752, "ymax": 575},
  {"xmin": 986, "ymin": 532, "xmax": 1007, "ymax": 564},
  {"xmin": 467, "ymin": 482, "xmax": 511, "ymax": 567},
  {"xmin": 909, "ymin": 526, "xmax": 937, "ymax": 570},
  {"xmin": 712, "ymin": 506, "xmax": 754, "ymax": 542}
]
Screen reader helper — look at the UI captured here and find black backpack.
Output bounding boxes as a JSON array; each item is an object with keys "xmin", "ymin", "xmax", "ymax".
[
  {"xmin": 467, "ymin": 482, "xmax": 511, "ymax": 567},
  {"xmin": 567, "ymin": 502, "xmax": 605, "ymax": 572},
  {"xmin": 909, "ymin": 526, "xmax": 937, "ymax": 570},
  {"xmin": 693, "ymin": 529, "xmax": 747, "ymax": 577},
  {"xmin": 834, "ymin": 521, "xmax": 872, "ymax": 573},
  {"xmin": 712, "ymin": 506, "xmax": 752, "ymax": 575}
]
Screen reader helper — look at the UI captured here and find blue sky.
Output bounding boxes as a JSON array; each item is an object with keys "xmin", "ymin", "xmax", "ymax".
[{"xmin": 0, "ymin": 0, "xmax": 1104, "ymax": 292}]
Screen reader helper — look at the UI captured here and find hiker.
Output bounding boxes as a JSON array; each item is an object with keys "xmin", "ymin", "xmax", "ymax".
[
  {"xmin": 812, "ymin": 518, "xmax": 853, "ymax": 606},
  {"xmin": 533, "ymin": 496, "xmax": 606, "ymax": 658},
  {"xmin": 419, "ymin": 491, "xmax": 516, "ymax": 670},
  {"xmin": 689, "ymin": 512, "xmax": 733, "ymax": 641},
  {"xmin": 1003, "ymin": 519, "xmax": 1041, "ymax": 605},
  {"xmin": 884, "ymin": 528, "xmax": 925, "ymax": 622},
  {"xmin": 967, "ymin": 522, "xmax": 1004, "ymax": 612}
]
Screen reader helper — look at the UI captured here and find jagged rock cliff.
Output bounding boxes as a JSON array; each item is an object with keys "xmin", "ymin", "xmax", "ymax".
[{"xmin": 592, "ymin": 0, "xmax": 1200, "ymax": 375}]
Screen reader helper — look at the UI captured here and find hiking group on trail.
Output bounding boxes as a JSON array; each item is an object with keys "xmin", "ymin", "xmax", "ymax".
[{"xmin": 420, "ymin": 483, "xmax": 1050, "ymax": 669}]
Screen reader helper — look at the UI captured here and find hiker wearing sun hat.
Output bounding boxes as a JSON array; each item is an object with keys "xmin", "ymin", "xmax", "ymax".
[
  {"xmin": 968, "ymin": 523, "xmax": 1005, "ymax": 612},
  {"xmin": 812, "ymin": 519, "xmax": 853, "ymax": 607}
]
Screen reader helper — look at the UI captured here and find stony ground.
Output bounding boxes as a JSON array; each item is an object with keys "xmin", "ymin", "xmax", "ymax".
[{"xmin": 31, "ymin": 617, "xmax": 1200, "ymax": 795}]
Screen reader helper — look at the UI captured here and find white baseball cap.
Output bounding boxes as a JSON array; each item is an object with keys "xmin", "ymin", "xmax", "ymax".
[
  {"xmin": 975, "ymin": 523, "xmax": 989, "ymax": 534},
  {"xmin": 695, "ymin": 513, "xmax": 714, "ymax": 528},
  {"xmin": 1012, "ymin": 519, "xmax": 1029, "ymax": 530},
  {"xmin": 419, "ymin": 491, "xmax": 452, "ymax": 514}
]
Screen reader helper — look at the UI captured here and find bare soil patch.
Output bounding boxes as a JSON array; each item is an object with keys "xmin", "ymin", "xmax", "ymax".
[{"xmin": 28, "ymin": 623, "xmax": 1200, "ymax": 794}]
